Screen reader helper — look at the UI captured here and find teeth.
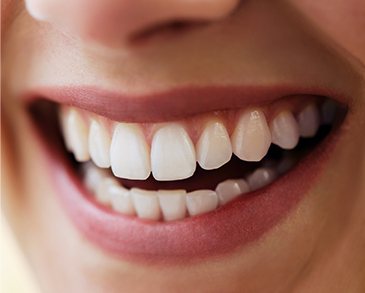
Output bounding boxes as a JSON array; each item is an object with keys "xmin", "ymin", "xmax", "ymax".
[
  {"xmin": 270, "ymin": 111, "xmax": 299, "ymax": 149},
  {"xmin": 131, "ymin": 188, "xmax": 160, "ymax": 220},
  {"xmin": 109, "ymin": 183, "xmax": 135, "ymax": 216},
  {"xmin": 247, "ymin": 167, "xmax": 277, "ymax": 191},
  {"xmin": 158, "ymin": 190, "xmax": 187, "ymax": 221},
  {"xmin": 232, "ymin": 109, "xmax": 271, "ymax": 162},
  {"xmin": 82, "ymin": 162, "xmax": 108, "ymax": 192},
  {"xmin": 61, "ymin": 108, "xmax": 90, "ymax": 161},
  {"xmin": 96, "ymin": 178, "xmax": 115, "ymax": 205},
  {"xmin": 151, "ymin": 124, "xmax": 196, "ymax": 181},
  {"xmin": 216, "ymin": 179, "xmax": 250, "ymax": 205},
  {"xmin": 186, "ymin": 190, "xmax": 218, "ymax": 216},
  {"xmin": 297, "ymin": 104, "xmax": 320, "ymax": 138},
  {"xmin": 89, "ymin": 119, "xmax": 111, "ymax": 168},
  {"xmin": 196, "ymin": 120, "xmax": 232, "ymax": 170},
  {"xmin": 110, "ymin": 123, "xmax": 151, "ymax": 180}
]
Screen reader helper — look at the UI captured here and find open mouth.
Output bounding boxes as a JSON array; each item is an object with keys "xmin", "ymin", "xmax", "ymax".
[{"xmin": 27, "ymin": 87, "xmax": 346, "ymax": 262}]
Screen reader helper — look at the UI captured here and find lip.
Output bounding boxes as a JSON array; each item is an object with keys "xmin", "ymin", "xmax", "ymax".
[
  {"xmin": 24, "ymin": 85, "xmax": 346, "ymax": 123},
  {"xmin": 27, "ymin": 85, "xmax": 346, "ymax": 264}
]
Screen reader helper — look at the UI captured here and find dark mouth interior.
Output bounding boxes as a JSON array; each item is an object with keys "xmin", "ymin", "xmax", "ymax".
[{"xmin": 28, "ymin": 98, "xmax": 347, "ymax": 192}]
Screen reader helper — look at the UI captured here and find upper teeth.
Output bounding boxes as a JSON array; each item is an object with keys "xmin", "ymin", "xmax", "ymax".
[{"xmin": 60, "ymin": 102, "xmax": 327, "ymax": 181}]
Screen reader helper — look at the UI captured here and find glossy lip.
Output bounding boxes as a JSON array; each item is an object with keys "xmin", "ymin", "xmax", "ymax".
[
  {"xmin": 24, "ymin": 85, "xmax": 346, "ymax": 123},
  {"xmin": 27, "ymin": 85, "xmax": 346, "ymax": 264}
]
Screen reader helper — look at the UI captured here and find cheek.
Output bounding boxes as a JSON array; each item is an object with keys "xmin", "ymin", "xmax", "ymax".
[{"xmin": 289, "ymin": 0, "xmax": 365, "ymax": 64}]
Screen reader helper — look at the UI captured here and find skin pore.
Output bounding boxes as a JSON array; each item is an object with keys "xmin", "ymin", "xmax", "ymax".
[{"xmin": 2, "ymin": 0, "xmax": 365, "ymax": 292}]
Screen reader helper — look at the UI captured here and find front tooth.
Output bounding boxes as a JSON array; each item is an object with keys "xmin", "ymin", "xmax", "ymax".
[
  {"xmin": 82, "ymin": 162, "xmax": 108, "ymax": 192},
  {"xmin": 158, "ymin": 190, "xmax": 186, "ymax": 221},
  {"xmin": 270, "ymin": 111, "xmax": 299, "ymax": 149},
  {"xmin": 297, "ymin": 104, "xmax": 320, "ymax": 138},
  {"xmin": 62, "ymin": 108, "xmax": 90, "ymax": 162},
  {"xmin": 151, "ymin": 124, "xmax": 196, "ymax": 181},
  {"xmin": 232, "ymin": 109, "xmax": 271, "ymax": 162},
  {"xmin": 247, "ymin": 167, "xmax": 277, "ymax": 191},
  {"xmin": 196, "ymin": 120, "xmax": 232, "ymax": 170},
  {"xmin": 89, "ymin": 119, "xmax": 111, "ymax": 168},
  {"xmin": 95, "ymin": 177, "xmax": 115, "ymax": 205},
  {"xmin": 108, "ymin": 182, "xmax": 135, "ymax": 216},
  {"xmin": 216, "ymin": 179, "xmax": 250, "ymax": 205},
  {"xmin": 110, "ymin": 123, "xmax": 151, "ymax": 180},
  {"xmin": 186, "ymin": 190, "xmax": 218, "ymax": 216},
  {"xmin": 131, "ymin": 188, "xmax": 160, "ymax": 220}
]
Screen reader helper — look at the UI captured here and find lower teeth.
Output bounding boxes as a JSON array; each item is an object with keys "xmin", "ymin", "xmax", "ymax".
[{"xmin": 82, "ymin": 151, "xmax": 297, "ymax": 222}]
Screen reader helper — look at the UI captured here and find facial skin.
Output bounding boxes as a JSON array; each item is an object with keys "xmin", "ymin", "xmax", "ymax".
[{"xmin": 2, "ymin": 0, "xmax": 365, "ymax": 292}]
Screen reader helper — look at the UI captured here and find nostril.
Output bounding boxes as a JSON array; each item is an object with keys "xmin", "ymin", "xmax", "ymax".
[{"xmin": 129, "ymin": 19, "xmax": 205, "ymax": 45}]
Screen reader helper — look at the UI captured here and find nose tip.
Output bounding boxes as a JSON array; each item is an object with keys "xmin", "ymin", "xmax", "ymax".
[{"xmin": 25, "ymin": 0, "xmax": 240, "ymax": 48}]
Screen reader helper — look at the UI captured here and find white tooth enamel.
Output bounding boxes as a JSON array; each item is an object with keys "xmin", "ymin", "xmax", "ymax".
[
  {"xmin": 89, "ymin": 119, "xmax": 111, "ymax": 168},
  {"xmin": 247, "ymin": 168, "xmax": 277, "ymax": 191},
  {"xmin": 322, "ymin": 100, "xmax": 337, "ymax": 124},
  {"xmin": 110, "ymin": 123, "xmax": 151, "ymax": 180},
  {"xmin": 24, "ymin": 0, "xmax": 50, "ymax": 21},
  {"xmin": 216, "ymin": 179, "xmax": 250, "ymax": 205},
  {"xmin": 59, "ymin": 107, "xmax": 73, "ymax": 151},
  {"xmin": 82, "ymin": 162, "xmax": 108, "ymax": 192},
  {"xmin": 186, "ymin": 190, "xmax": 218, "ymax": 216},
  {"xmin": 158, "ymin": 190, "xmax": 186, "ymax": 221},
  {"xmin": 108, "ymin": 182, "xmax": 135, "ymax": 216},
  {"xmin": 297, "ymin": 104, "xmax": 320, "ymax": 138},
  {"xmin": 131, "ymin": 188, "xmax": 160, "ymax": 220},
  {"xmin": 62, "ymin": 108, "xmax": 90, "ymax": 162},
  {"xmin": 270, "ymin": 111, "xmax": 299, "ymax": 149},
  {"xmin": 151, "ymin": 124, "xmax": 196, "ymax": 181},
  {"xmin": 196, "ymin": 120, "xmax": 232, "ymax": 170},
  {"xmin": 232, "ymin": 109, "xmax": 271, "ymax": 162},
  {"xmin": 95, "ymin": 178, "xmax": 115, "ymax": 205}
]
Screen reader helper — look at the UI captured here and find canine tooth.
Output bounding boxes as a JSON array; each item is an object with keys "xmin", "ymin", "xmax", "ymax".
[
  {"xmin": 110, "ymin": 123, "xmax": 151, "ymax": 180},
  {"xmin": 151, "ymin": 124, "xmax": 196, "ymax": 181},
  {"xmin": 232, "ymin": 109, "xmax": 271, "ymax": 162},
  {"xmin": 186, "ymin": 190, "xmax": 218, "ymax": 216},
  {"xmin": 89, "ymin": 119, "xmax": 111, "ymax": 168},
  {"xmin": 158, "ymin": 190, "xmax": 187, "ymax": 221},
  {"xmin": 62, "ymin": 108, "xmax": 90, "ymax": 162},
  {"xmin": 247, "ymin": 168, "xmax": 277, "ymax": 191},
  {"xmin": 216, "ymin": 179, "xmax": 250, "ymax": 205},
  {"xmin": 95, "ymin": 178, "xmax": 115, "ymax": 205},
  {"xmin": 297, "ymin": 104, "xmax": 320, "ymax": 138},
  {"xmin": 196, "ymin": 120, "xmax": 232, "ymax": 170},
  {"xmin": 322, "ymin": 99, "xmax": 337, "ymax": 124},
  {"xmin": 108, "ymin": 183, "xmax": 135, "ymax": 216},
  {"xmin": 82, "ymin": 162, "xmax": 108, "ymax": 192},
  {"xmin": 271, "ymin": 111, "xmax": 299, "ymax": 149},
  {"xmin": 131, "ymin": 188, "xmax": 160, "ymax": 220}
]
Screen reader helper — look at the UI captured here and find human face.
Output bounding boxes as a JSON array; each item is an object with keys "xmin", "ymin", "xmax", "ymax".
[{"xmin": 2, "ymin": 1, "xmax": 365, "ymax": 292}]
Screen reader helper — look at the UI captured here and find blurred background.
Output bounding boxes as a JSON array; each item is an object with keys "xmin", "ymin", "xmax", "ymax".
[{"xmin": 1, "ymin": 216, "xmax": 40, "ymax": 293}]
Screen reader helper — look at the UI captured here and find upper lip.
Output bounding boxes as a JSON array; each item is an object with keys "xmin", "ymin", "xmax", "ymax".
[{"xmin": 24, "ymin": 84, "xmax": 347, "ymax": 123}]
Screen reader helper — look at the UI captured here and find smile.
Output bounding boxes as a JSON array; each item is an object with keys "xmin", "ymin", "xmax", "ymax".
[{"xmin": 27, "ymin": 85, "xmax": 347, "ymax": 262}]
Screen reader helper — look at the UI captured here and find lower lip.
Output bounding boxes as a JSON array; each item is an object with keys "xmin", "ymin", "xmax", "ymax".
[{"xmin": 33, "ymin": 116, "xmax": 341, "ymax": 264}]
